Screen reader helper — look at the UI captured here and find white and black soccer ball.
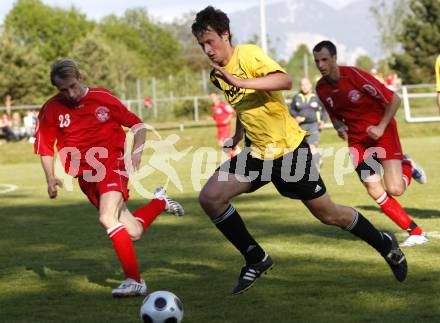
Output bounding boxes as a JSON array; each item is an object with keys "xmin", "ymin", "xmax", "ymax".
[{"xmin": 140, "ymin": 291, "xmax": 184, "ymax": 323}]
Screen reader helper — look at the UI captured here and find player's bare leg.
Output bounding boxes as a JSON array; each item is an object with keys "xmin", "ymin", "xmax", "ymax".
[
  {"xmin": 119, "ymin": 204, "xmax": 143, "ymax": 241},
  {"xmin": 302, "ymin": 193, "xmax": 407, "ymax": 282},
  {"xmin": 381, "ymin": 159, "xmax": 406, "ymax": 196},
  {"xmin": 199, "ymin": 172, "xmax": 273, "ymax": 294},
  {"xmin": 302, "ymin": 193, "xmax": 354, "ymax": 227},
  {"xmin": 119, "ymin": 190, "xmax": 184, "ymax": 241},
  {"xmin": 99, "ymin": 191, "xmax": 124, "ymax": 229},
  {"xmin": 199, "ymin": 171, "xmax": 251, "ymax": 219}
]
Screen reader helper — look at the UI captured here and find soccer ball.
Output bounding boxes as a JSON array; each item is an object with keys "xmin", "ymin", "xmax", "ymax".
[{"xmin": 140, "ymin": 291, "xmax": 184, "ymax": 323}]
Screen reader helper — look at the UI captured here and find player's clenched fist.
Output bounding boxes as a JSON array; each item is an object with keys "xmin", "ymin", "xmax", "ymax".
[{"xmin": 47, "ymin": 177, "xmax": 63, "ymax": 199}]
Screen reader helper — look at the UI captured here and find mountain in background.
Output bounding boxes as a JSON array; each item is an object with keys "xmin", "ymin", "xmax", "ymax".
[{"xmin": 229, "ymin": 0, "xmax": 382, "ymax": 64}]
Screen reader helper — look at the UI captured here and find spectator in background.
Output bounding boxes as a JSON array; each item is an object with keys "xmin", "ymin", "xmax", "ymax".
[
  {"xmin": 0, "ymin": 112, "xmax": 19, "ymax": 142},
  {"xmin": 385, "ymin": 74, "xmax": 395, "ymax": 91},
  {"xmin": 24, "ymin": 110, "xmax": 38, "ymax": 143},
  {"xmin": 11, "ymin": 111, "xmax": 25, "ymax": 141},
  {"xmin": 210, "ymin": 92, "xmax": 238, "ymax": 158},
  {"xmin": 0, "ymin": 112, "xmax": 10, "ymax": 140},
  {"xmin": 0, "ymin": 112, "xmax": 10, "ymax": 128},
  {"xmin": 435, "ymin": 54, "xmax": 440, "ymax": 113},
  {"xmin": 290, "ymin": 78, "xmax": 328, "ymax": 168},
  {"xmin": 385, "ymin": 73, "xmax": 402, "ymax": 92}
]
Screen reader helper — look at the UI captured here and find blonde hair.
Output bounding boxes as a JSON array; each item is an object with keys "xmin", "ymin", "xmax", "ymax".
[{"xmin": 50, "ymin": 59, "xmax": 81, "ymax": 85}]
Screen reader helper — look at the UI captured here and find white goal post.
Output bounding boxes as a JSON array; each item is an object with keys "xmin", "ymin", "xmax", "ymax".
[{"xmin": 401, "ymin": 85, "xmax": 440, "ymax": 123}]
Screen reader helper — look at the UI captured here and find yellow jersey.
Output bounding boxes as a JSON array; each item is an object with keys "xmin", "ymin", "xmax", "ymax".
[
  {"xmin": 436, "ymin": 55, "xmax": 440, "ymax": 92},
  {"xmin": 210, "ymin": 44, "xmax": 306, "ymax": 159}
]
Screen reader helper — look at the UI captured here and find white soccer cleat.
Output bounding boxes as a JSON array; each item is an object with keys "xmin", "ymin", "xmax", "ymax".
[
  {"xmin": 401, "ymin": 234, "xmax": 429, "ymax": 247},
  {"xmin": 403, "ymin": 154, "xmax": 427, "ymax": 184},
  {"xmin": 154, "ymin": 187, "xmax": 184, "ymax": 216},
  {"xmin": 112, "ymin": 278, "xmax": 147, "ymax": 298}
]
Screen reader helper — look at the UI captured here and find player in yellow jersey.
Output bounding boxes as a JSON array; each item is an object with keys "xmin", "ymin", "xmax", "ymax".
[
  {"xmin": 435, "ymin": 55, "xmax": 440, "ymax": 112},
  {"xmin": 192, "ymin": 6, "xmax": 407, "ymax": 295}
]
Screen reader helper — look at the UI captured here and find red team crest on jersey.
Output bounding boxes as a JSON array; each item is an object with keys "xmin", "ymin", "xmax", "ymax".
[
  {"xmin": 95, "ymin": 106, "xmax": 110, "ymax": 122},
  {"xmin": 363, "ymin": 84, "xmax": 378, "ymax": 97},
  {"xmin": 348, "ymin": 90, "xmax": 361, "ymax": 102}
]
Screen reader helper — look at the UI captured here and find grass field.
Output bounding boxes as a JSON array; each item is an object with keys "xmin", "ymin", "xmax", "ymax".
[{"xmin": 1, "ymin": 122, "xmax": 440, "ymax": 323}]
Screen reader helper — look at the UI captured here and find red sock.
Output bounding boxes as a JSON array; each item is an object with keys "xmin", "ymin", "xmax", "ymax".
[
  {"xmin": 107, "ymin": 224, "xmax": 141, "ymax": 282},
  {"xmin": 375, "ymin": 192, "xmax": 422, "ymax": 235},
  {"xmin": 402, "ymin": 159, "xmax": 412, "ymax": 188},
  {"xmin": 134, "ymin": 199, "xmax": 166, "ymax": 231}
]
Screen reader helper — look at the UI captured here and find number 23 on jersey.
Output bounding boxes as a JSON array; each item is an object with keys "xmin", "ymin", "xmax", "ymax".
[{"xmin": 59, "ymin": 114, "xmax": 71, "ymax": 128}]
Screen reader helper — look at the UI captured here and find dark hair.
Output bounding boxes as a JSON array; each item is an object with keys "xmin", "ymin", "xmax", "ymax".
[
  {"xmin": 50, "ymin": 59, "xmax": 81, "ymax": 85},
  {"xmin": 313, "ymin": 40, "xmax": 337, "ymax": 56},
  {"xmin": 191, "ymin": 6, "xmax": 231, "ymax": 41}
]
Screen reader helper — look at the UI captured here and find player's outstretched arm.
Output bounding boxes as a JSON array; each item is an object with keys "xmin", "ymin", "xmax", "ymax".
[
  {"xmin": 332, "ymin": 119, "xmax": 348, "ymax": 141},
  {"xmin": 231, "ymin": 117, "xmax": 244, "ymax": 145},
  {"xmin": 130, "ymin": 123, "xmax": 147, "ymax": 171},
  {"xmin": 367, "ymin": 93, "xmax": 401, "ymax": 140},
  {"xmin": 211, "ymin": 63, "xmax": 291, "ymax": 91},
  {"xmin": 40, "ymin": 155, "xmax": 62, "ymax": 199},
  {"xmin": 224, "ymin": 117, "xmax": 244, "ymax": 151}
]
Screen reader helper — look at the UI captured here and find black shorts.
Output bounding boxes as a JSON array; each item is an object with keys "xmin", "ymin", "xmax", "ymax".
[
  {"xmin": 217, "ymin": 141, "xmax": 327, "ymax": 200},
  {"xmin": 355, "ymin": 154, "xmax": 384, "ymax": 182}
]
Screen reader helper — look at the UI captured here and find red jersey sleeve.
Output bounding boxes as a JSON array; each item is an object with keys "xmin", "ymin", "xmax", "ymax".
[
  {"xmin": 34, "ymin": 103, "xmax": 57, "ymax": 156},
  {"xmin": 109, "ymin": 95, "xmax": 143, "ymax": 128},
  {"xmin": 316, "ymin": 81, "xmax": 338, "ymax": 122},
  {"xmin": 349, "ymin": 67, "xmax": 394, "ymax": 108},
  {"xmin": 324, "ymin": 106, "xmax": 338, "ymax": 122}
]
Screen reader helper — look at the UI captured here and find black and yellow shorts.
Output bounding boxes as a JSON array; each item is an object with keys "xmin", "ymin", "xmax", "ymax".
[{"xmin": 217, "ymin": 141, "xmax": 326, "ymax": 201}]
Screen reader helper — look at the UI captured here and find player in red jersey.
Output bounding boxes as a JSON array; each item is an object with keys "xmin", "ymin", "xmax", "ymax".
[
  {"xmin": 34, "ymin": 59, "xmax": 184, "ymax": 297},
  {"xmin": 210, "ymin": 92, "xmax": 238, "ymax": 158},
  {"xmin": 313, "ymin": 41, "xmax": 428, "ymax": 247}
]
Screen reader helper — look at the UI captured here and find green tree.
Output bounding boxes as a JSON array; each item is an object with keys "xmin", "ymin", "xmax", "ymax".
[
  {"xmin": 355, "ymin": 55, "xmax": 375, "ymax": 72},
  {"xmin": 370, "ymin": 0, "xmax": 409, "ymax": 78},
  {"xmin": 70, "ymin": 28, "xmax": 143, "ymax": 99},
  {"xmin": 392, "ymin": 0, "xmax": 440, "ymax": 83},
  {"xmin": 98, "ymin": 8, "xmax": 182, "ymax": 78},
  {"xmin": 0, "ymin": 32, "xmax": 50, "ymax": 104},
  {"xmin": 166, "ymin": 12, "xmax": 209, "ymax": 72},
  {"xmin": 69, "ymin": 30, "xmax": 117, "ymax": 90},
  {"xmin": 107, "ymin": 42, "xmax": 143, "ymax": 100},
  {"xmin": 284, "ymin": 44, "xmax": 320, "ymax": 89},
  {"xmin": 4, "ymin": 0, "xmax": 94, "ymax": 63}
]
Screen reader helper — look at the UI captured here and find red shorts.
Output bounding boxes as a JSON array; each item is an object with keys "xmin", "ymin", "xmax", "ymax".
[
  {"xmin": 348, "ymin": 122, "xmax": 403, "ymax": 167},
  {"xmin": 78, "ymin": 155, "xmax": 129, "ymax": 209},
  {"xmin": 217, "ymin": 125, "xmax": 231, "ymax": 143}
]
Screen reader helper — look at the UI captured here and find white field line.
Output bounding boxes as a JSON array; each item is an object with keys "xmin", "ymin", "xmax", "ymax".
[{"xmin": 0, "ymin": 184, "xmax": 18, "ymax": 194}]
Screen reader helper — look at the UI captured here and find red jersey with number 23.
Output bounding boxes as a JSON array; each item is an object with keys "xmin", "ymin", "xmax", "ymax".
[
  {"xmin": 34, "ymin": 88, "xmax": 142, "ymax": 176},
  {"xmin": 316, "ymin": 66, "xmax": 395, "ymax": 142}
]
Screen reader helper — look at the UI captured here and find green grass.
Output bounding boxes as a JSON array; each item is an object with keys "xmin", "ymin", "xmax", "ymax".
[{"xmin": 1, "ymin": 124, "xmax": 440, "ymax": 323}]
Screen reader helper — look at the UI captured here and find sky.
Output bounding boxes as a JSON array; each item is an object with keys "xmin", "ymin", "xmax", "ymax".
[{"xmin": 0, "ymin": 0, "xmax": 358, "ymax": 23}]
